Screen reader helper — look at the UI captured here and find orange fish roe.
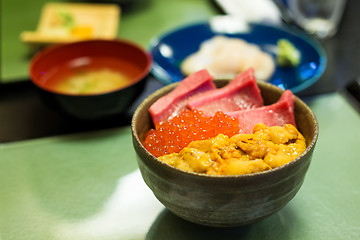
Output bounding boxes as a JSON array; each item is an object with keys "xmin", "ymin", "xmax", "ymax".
[{"xmin": 143, "ymin": 110, "xmax": 240, "ymax": 157}]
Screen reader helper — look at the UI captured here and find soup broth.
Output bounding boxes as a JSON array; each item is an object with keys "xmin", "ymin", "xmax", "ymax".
[
  {"xmin": 44, "ymin": 57, "xmax": 142, "ymax": 95},
  {"xmin": 55, "ymin": 68, "xmax": 131, "ymax": 94}
]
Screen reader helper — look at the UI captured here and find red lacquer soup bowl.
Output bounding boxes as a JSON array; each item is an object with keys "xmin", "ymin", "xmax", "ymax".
[{"xmin": 30, "ymin": 39, "xmax": 152, "ymax": 120}]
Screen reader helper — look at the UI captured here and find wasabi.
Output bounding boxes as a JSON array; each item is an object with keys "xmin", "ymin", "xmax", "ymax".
[{"xmin": 277, "ymin": 39, "xmax": 301, "ymax": 67}]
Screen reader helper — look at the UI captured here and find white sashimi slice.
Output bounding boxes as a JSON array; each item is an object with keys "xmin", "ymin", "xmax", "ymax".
[{"xmin": 181, "ymin": 35, "xmax": 275, "ymax": 81}]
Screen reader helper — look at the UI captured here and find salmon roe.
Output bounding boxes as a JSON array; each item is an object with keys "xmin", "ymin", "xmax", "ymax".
[{"xmin": 142, "ymin": 110, "xmax": 240, "ymax": 157}]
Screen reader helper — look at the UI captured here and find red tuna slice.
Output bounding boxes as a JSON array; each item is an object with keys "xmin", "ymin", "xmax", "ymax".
[
  {"xmin": 225, "ymin": 90, "xmax": 296, "ymax": 134},
  {"xmin": 149, "ymin": 69, "xmax": 216, "ymax": 127},
  {"xmin": 186, "ymin": 68, "xmax": 263, "ymax": 116}
]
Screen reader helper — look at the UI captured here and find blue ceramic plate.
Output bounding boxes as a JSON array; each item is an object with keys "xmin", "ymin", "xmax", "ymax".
[{"xmin": 150, "ymin": 21, "xmax": 327, "ymax": 93}]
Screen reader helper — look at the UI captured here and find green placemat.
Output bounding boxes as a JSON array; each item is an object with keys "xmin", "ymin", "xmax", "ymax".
[
  {"xmin": 1, "ymin": 93, "xmax": 360, "ymax": 239},
  {"xmin": 0, "ymin": 127, "xmax": 165, "ymax": 239},
  {"xmin": 1, "ymin": 0, "xmax": 59, "ymax": 82}
]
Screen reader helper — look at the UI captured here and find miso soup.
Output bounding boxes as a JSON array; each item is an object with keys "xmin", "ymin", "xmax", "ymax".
[
  {"xmin": 44, "ymin": 56, "xmax": 143, "ymax": 95},
  {"xmin": 54, "ymin": 68, "xmax": 131, "ymax": 94}
]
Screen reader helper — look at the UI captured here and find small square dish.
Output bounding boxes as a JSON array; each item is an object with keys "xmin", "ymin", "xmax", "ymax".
[{"xmin": 20, "ymin": 2, "xmax": 120, "ymax": 45}]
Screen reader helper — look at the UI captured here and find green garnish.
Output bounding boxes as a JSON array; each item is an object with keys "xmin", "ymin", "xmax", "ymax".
[
  {"xmin": 277, "ymin": 39, "xmax": 301, "ymax": 67},
  {"xmin": 57, "ymin": 9, "xmax": 75, "ymax": 29}
]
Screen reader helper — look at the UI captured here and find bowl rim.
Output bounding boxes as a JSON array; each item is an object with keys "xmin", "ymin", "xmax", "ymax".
[
  {"xmin": 132, "ymin": 80, "xmax": 319, "ymax": 179},
  {"xmin": 29, "ymin": 39, "xmax": 153, "ymax": 97}
]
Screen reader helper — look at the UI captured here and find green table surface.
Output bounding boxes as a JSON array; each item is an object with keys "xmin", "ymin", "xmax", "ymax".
[
  {"xmin": 0, "ymin": 0, "xmax": 217, "ymax": 82},
  {"xmin": 1, "ymin": 92, "xmax": 360, "ymax": 240}
]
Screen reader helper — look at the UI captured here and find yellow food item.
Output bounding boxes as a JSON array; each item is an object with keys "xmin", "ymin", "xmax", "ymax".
[
  {"xmin": 48, "ymin": 10, "xmax": 94, "ymax": 39},
  {"xmin": 54, "ymin": 68, "xmax": 131, "ymax": 95},
  {"xmin": 71, "ymin": 25, "xmax": 94, "ymax": 38},
  {"xmin": 158, "ymin": 123, "xmax": 306, "ymax": 175}
]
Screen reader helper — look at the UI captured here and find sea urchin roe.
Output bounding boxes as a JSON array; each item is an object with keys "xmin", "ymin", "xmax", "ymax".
[
  {"xmin": 158, "ymin": 123, "xmax": 307, "ymax": 175},
  {"xmin": 142, "ymin": 110, "xmax": 240, "ymax": 157}
]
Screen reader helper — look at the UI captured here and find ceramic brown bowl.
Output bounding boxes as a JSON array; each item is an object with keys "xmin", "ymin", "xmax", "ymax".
[
  {"xmin": 131, "ymin": 80, "xmax": 319, "ymax": 227},
  {"xmin": 30, "ymin": 39, "xmax": 152, "ymax": 120}
]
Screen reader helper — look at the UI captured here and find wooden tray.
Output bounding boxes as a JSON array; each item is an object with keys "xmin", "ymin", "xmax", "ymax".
[{"xmin": 20, "ymin": 2, "xmax": 120, "ymax": 45}]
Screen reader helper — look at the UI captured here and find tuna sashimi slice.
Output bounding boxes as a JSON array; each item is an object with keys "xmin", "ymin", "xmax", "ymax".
[
  {"xmin": 225, "ymin": 90, "xmax": 296, "ymax": 134},
  {"xmin": 186, "ymin": 68, "xmax": 263, "ymax": 116},
  {"xmin": 149, "ymin": 69, "xmax": 216, "ymax": 127}
]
